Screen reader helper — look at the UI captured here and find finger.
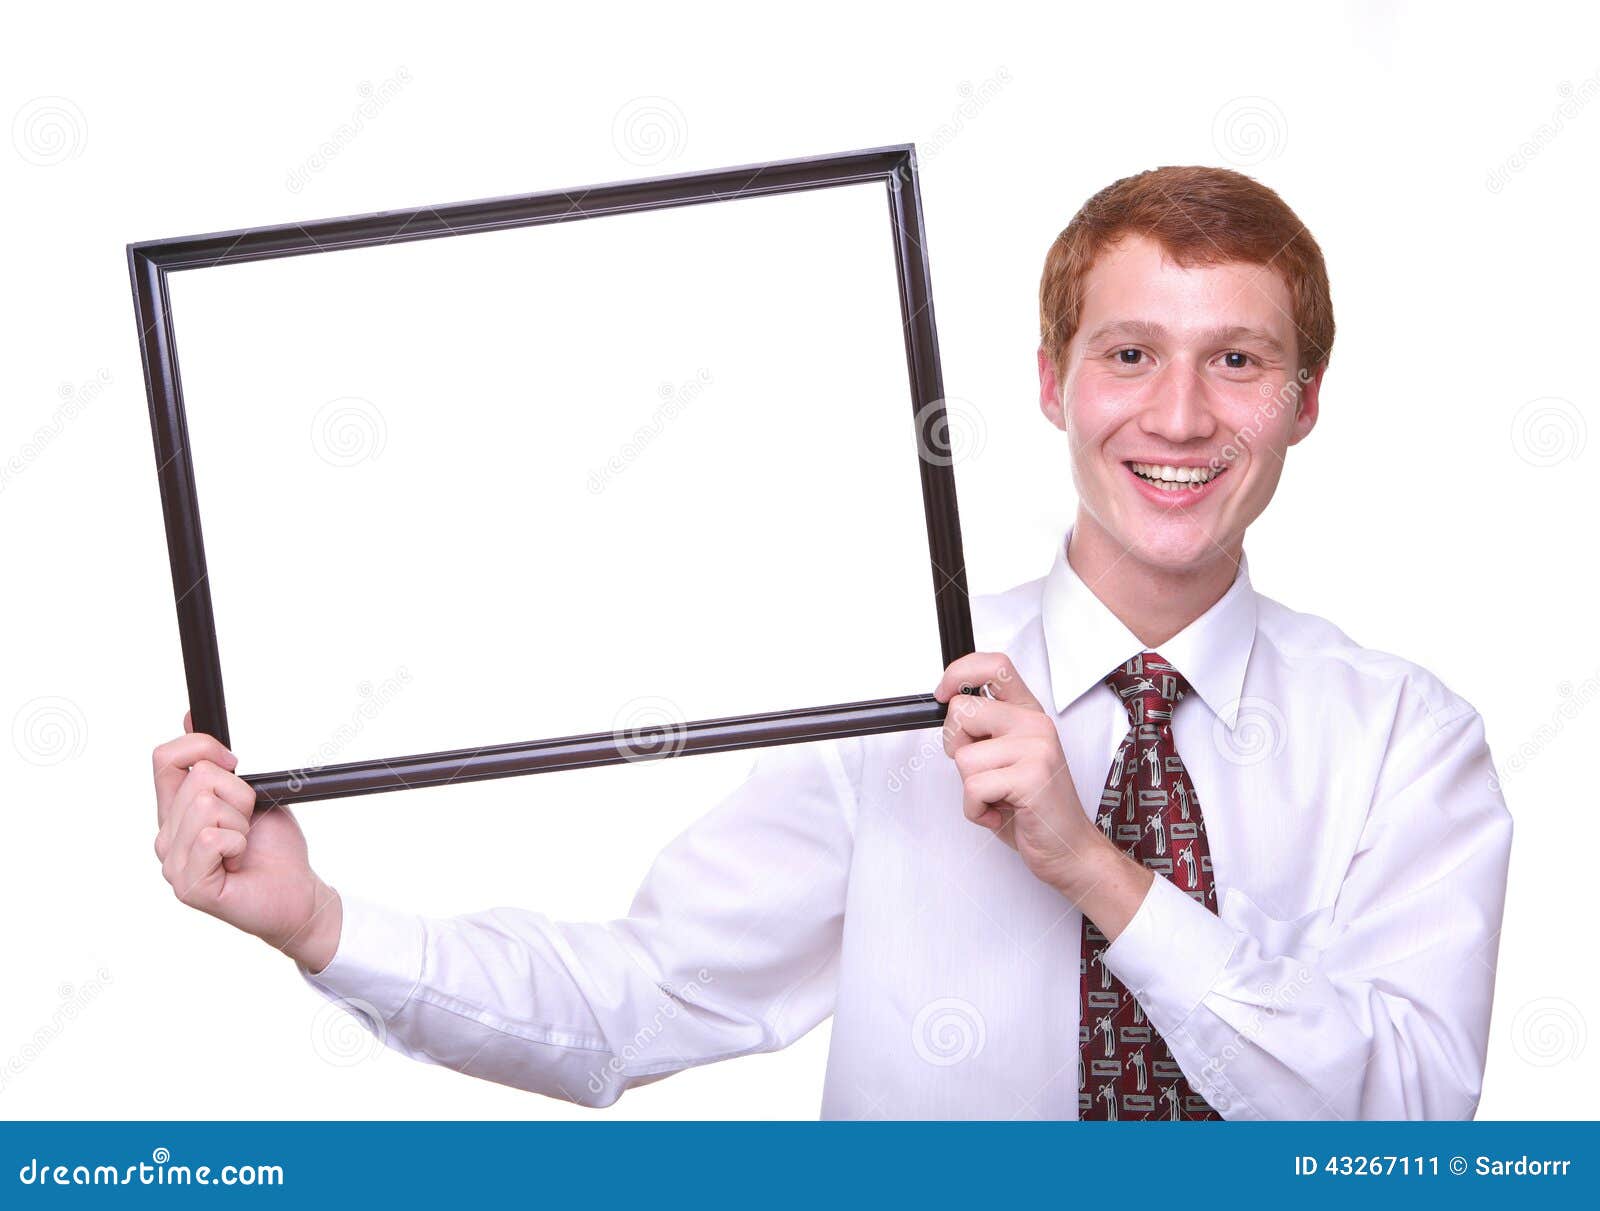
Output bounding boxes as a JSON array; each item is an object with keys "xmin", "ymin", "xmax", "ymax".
[
  {"xmin": 157, "ymin": 764, "xmax": 251, "ymax": 864},
  {"xmin": 952, "ymin": 736, "xmax": 1032, "ymax": 780},
  {"xmin": 184, "ymin": 760, "xmax": 257, "ymax": 816},
  {"xmin": 934, "ymin": 652, "xmax": 1043, "ymax": 710},
  {"xmin": 183, "ymin": 711, "xmax": 193, "ymax": 734},
  {"xmin": 152, "ymin": 734, "xmax": 238, "ymax": 826},
  {"xmin": 166, "ymin": 787, "xmax": 251, "ymax": 871},
  {"xmin": 961, "ymin": 767, "xmax": 1019, "ymax": 831},
  {"xmin": 174, "ymin": 826, "xmax": 247, "ymax": 907},
  {"xmin": 941, "ymin": 694, "xmax": 1036, "ymax": 756}
]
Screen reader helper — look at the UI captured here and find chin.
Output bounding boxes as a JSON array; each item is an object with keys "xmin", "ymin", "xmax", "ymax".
[{"xmin": 1107, "ymin": 510, "xmax": 1236, "ymax": 574}]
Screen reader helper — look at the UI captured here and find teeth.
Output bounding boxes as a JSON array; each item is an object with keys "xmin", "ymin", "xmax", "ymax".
[{"xmin": 1129, "ymin": 461, "xmax": 1223, "ymax": 488}]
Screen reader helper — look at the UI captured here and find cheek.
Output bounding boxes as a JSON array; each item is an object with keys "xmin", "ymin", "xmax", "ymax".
[
  {"xmin": 1063, "ymin": 379, "xmax": 1135, "ymax": 455},
  {"xmin": 1216, "ymin": 397, "xmax": 1296, "ymax": 491}
]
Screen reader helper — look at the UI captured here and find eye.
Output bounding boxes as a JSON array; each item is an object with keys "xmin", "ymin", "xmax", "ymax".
[
  {"xmin": 1114, "ymin": 348, "xmax": 1145, "ymax": 366},
  {"xmin": 1220, "ymin": 351, "xmax": 1252, "ymax": 370}
]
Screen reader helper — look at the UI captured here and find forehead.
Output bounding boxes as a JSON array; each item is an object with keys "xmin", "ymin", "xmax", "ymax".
[{"xmin": 1076, "ymin": 234, "xmax": 1295, "ymax": 344}]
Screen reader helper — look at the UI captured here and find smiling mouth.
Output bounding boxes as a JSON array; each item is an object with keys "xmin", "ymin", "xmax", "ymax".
[{"xmin": 1125, "ymin": 460, "xmax": 1229, "ymax": 493}]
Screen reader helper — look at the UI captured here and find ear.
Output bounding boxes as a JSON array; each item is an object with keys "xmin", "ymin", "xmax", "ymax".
[
  {"xmin": 1037, "ymin": 345, "xmax": 1066, "ymax": 432},
  {"xmin": 1288, "ymin": 362, "xmax": 1325, "ymax": 446}
]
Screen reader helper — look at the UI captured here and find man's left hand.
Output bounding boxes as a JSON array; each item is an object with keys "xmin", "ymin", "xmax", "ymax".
[{"xmin": 934, "ymin": 652, "xmax": 1153, "ymax": 935}]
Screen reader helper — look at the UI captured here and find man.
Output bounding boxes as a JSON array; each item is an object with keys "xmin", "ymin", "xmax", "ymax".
[{"xmin": 151, "ymin": 165, "xmax": 1513, "ymax": 1120}]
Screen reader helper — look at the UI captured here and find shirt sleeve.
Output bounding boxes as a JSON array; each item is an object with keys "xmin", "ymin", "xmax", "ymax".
[
  {"xmin": 298, "ymin": 736, "xmax": 861, "ymax": 1107},
  {"xmin": 1100, "ymin": 705, "xmax": 1514, "ymax": 1121}
]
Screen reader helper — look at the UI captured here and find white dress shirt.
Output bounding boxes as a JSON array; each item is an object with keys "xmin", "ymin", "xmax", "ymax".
[{"xmin": 301, "ymin": 532, "xmax": 1514, "ymax": 1119}]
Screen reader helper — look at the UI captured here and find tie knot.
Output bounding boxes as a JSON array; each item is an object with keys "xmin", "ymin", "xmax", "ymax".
[{"xmin": 1104, "ymin": 651, "xmax": 1191, "ymax": 725}]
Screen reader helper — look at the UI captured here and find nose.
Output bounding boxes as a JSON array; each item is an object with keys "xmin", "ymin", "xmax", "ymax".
[{"xmin": 1138, "ymin": 361, "xmax": 1218, "ymax": 446}]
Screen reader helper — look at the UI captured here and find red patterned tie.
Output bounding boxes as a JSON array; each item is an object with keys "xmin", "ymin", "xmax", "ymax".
[{"xmin": 1078, "ymin": 650, "xmax": 1221, "ymax": 1121}]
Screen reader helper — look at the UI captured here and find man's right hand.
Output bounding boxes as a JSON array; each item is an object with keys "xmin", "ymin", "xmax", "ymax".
[{"xmin": 152, "ymin": 712, "xmax": 342, "ymax": 973}]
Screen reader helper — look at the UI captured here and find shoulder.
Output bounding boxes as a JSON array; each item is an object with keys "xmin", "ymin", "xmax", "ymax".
[
  {"xmin": 969, "ymin": 573, "xmax": 1049, "ymax": 652},
  {"xmin": 1250, "ymin": 590, "xmax": 1482, "ymax": 738}
]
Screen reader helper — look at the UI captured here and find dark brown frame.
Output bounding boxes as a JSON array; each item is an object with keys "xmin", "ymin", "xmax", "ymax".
[{"xmin": 128, "ymin": 143, "xmax": 973, "ymax": 806}]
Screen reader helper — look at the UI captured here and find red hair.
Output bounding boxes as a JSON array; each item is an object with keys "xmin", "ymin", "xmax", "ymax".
[{"xmin": 1039, "ymin": 166, "xmax": 1334, "ymax": 377}]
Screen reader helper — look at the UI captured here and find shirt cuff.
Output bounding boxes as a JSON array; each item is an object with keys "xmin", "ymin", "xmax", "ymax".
[
  {"xmin": 1100, "ymin": 873, "xmax": 1238, "ymax": 1032},
  {"xmin": 297, "ymin": 892, "xmax": 425, "ymax": 1023}
]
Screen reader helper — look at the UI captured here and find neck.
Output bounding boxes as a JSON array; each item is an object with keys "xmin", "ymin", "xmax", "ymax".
[{"xmin": 1067, "ymin": 511, "xmax": 1242, "ymax": 648}]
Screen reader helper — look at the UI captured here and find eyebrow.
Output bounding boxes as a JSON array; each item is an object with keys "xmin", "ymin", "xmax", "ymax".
[{"xmin": 1084, "ymin": 319, "xmax": 1288, "ymax": 358}]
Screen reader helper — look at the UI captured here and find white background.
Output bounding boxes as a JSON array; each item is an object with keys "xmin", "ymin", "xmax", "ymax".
[{"xmin": 2, "ymin": 0, "xmax": 1595, "ymax": 1120}]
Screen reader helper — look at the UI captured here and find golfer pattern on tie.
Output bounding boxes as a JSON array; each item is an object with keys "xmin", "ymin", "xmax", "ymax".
[{"xmin": 1078, "ymin": 650, "xmax": 1221, "ymax": 1121}]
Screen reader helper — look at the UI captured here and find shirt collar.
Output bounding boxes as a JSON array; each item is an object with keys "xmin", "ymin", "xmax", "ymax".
[{"xmin": 1040, "ymin": 527, "xmax": 1258, "ymax": 730}]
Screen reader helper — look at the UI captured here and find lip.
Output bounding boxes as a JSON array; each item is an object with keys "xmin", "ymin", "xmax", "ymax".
[{"xmin": 1122, "ymin": 460, "xmax": 1231, "ymax": 507}]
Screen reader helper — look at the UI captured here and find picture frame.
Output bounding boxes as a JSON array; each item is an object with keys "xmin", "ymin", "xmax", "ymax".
[{"xmin": 128, "ymin": 143, "xmax": 974, "ymax": 806}]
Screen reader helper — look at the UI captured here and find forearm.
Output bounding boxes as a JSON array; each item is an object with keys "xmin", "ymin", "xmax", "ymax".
[
  {"xmin": 300, "ymin": 891, "xmax": 812, "ymax": 1107},
  {"xmin": 1047, "ymin": 825, "xmax": 1154, "ymax": 944},
  {"xmin": 298, "ymin": 737, "xmax": 859, "ymax": 1106}
]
